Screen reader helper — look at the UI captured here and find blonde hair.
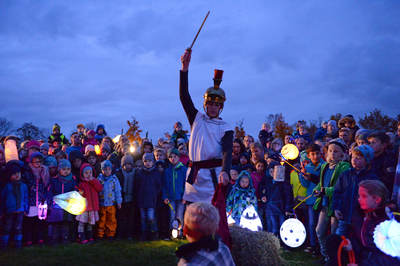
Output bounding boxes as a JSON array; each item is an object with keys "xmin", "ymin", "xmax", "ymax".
[
  {"xmin": 359, "ymin": 180, "xmax": 389, "ymax": 206},
  {"xmin": 184, "ymin": 202, "xmax": 220, "ymax": 237}
]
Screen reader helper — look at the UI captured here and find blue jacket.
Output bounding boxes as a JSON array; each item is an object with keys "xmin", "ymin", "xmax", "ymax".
[
  {"xmin": 332, "ymin": 167, "xmax": 377, "ymax": 224},
  {"xmin": 298, "ymin": 159, "xmax": 325, "ymax": 205},
  {"xmin": 134, "ymin": 167, "xmax": 162, "ymax": 208},
  {"xmin": 98, "ymin": 174, "xmax": 122, "ymax": 207},
  {"xmin": 0, "ymin": 181, "xmax": 29, "ymax": 216},
  {"xmin": 162, "ymin": 162, "xmax": 187, "ymax": 201}
]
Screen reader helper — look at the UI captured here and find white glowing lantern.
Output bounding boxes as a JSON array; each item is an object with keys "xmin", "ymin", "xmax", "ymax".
[
  {"xmin": 226, "ymin": 212, "xmax": 236, "ymax": 225},
  {"xmin": 113, "ymin": 135, "xmax": 121, "ymax": 144},
  {"xmin": 374, "ymin": 219, "xmax": 400, "ymax": 258},
  {"xmin": 94, "ymin": 145, "xmax": 101, "ymax": 155},
  {"xmin": 54, "ymin": 191, "xmax": 87, "ymax": 215},
  {"xmin": 38, "ymin": 202, "xmax": 48, "ymax": 220},
  {"xmin": 171, "ymin": 218, "xmax": 182, "ymax": 239},
  {"xmin": 239, "ymin": 205, "xmax": 263, "ymax": 232},
  {"xmin": 4, "ymin": 136, "xmax": 19, "ymax": 162},
  {"xmin": 280, "ymin": 218, "xmax": 306, "ymax": 248},
  {"xmin": 281, "ymin": 144, "xmax": 299, "ymax": 160},
  {"xmin": 171, "ymin": 229, "xmax": 179, "ymax": 239},
  {"xmin": 130, "ymin": 145, "xmax": 135, "ymax": 153}
]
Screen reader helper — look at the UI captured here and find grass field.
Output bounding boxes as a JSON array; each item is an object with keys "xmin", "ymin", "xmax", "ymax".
[{"xmin": 0, "ymin": 240, "xmax": 318, "ymax": 266}]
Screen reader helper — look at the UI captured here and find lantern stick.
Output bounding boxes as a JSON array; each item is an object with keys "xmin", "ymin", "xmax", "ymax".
[
  {"xmin": 188, "ymin": 11, "xmax": 210, "ymax": 50},
  {"xmin": 280, "ymin": 157, "xmax": 301, "ymax": 173},
  {"xmin": 293, "ymin": 194, "xmax": 314, "ymax": 210}
]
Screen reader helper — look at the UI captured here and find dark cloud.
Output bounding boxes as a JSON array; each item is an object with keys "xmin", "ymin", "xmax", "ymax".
[{"xmin": 0, "ymin": 0, "xmax": 399, "ymax": 139}]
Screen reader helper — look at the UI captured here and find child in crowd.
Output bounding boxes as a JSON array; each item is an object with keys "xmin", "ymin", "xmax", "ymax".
[
  {"xmin": 85, "ymin": 150, "xmax": 101, "ymax": 177},
  {"xmin": 0, "ymin": 162, "xmax": 29, "ymax": 249},
  {"xmin": 259, "ymin": 166, "xmax": 292, "ymax": 236},
  {"xmin": 175, "ymin": 202, "xmax": 235, "ymax": 266},
  {"xmin": 44, "ymin": 156, "xmax": 58, "ymax": 178},
  {"xmin": 313, "ymin": 138, "xmax": 350, "ymax": 263},
  {"xmin": 47, "ymin": 159, "xmax": 78, "ymax": 244},
  {"xmin": 97, "ymin": 160, "xmax": 122, "ymax": 240},
  {"xmin": 116, "ymin": 154, "xmax": 136, "ymax": 239},
  {"xmin": 177, "ymin": 143, "xmax": 189, "ymax": 166},
  {"xmin": 134, "ymin": 153, "xmax": 162, "ymax": 241},
  {"xmin": 25, "ymin": 152, "xmax": 49, "ymax": 246},
  {"xmin": 298, "ymin": 143, "xmax": 324, "ymax": 254},
  {"xmin": 227, "ymin": 166, "xmax": 240, "ymax": 196},
  {"xmin": 95, "ymin": 124, "xmax": 107, "ymax": 144},
  {"xmin": 76, "ymin": 163, "xmax": 102, "ymax": 243},
  {"xmin": 226, "ymin": 171, "xmax": 258, "ymax": 224},
  {"xmin": 162, "ymin": 148, "xmax": 187, "ymax": 234},
  {"xmin": 83, "ymin": 130, "xmax": 98, "ymax": 151},
  {"xmin": 238, "ymin": 152, "xmax": 252, "ymax": 172},
  {"xmin": 333, "ymin": 144, "xmax": 377, "ymax": 237}
]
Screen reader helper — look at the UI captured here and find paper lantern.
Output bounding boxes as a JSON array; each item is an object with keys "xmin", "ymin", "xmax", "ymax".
[
  {"xmin": 280, "ymin": 218, "xmax": 306, "ymax": 248},
  {"xmin": 281, "ymin": 144, "xmax": 299, "ymax": 160},
  {"xmin": 4, "ymin": 136, "xmax": 19, "ymax": 162},
  {"xmin": 239, "ymin": 205, "xmax": 263, "ymax": 232},
  {"xmin": 94, "ymin": 145, "xmax": 101, "ymax": 155},
  {"xmin": 227, "ymin": 212, "xmax": 236, "ymax": 225},
  {"xmin": 113, "ymin": 135, "xmax": 121, "ymax": 143},
  {"xmin": 130, "ymin": 145, "xmax": 135, "ymax": 153},
  {"xmin": 53, "ymin": 191, "xmax": 87, "ymax": 215},
  {"xmin": 38, "ymin": 202, "xmax": 48, "ymax": 220},
  {"xmin": 374, "ymin": 219, "xmax": 400, "ymax": 258}
]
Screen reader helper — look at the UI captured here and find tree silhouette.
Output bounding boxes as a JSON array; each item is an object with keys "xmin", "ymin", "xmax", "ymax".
[
  {"xmin": 234, "ymin": 119, "xmax": 246, "ymax": 140},
  {"xmin": 358, "ymin": 109, "xmax": 398, "ymax": 132},
  {"xmin": 16, "ymin": 122, "xmax": 46, "ymax": 141},
  {"xmin": 126, "ymin": 117, "xmax": 142, "ymax": 144},
  {"xmin": 267, "ymin": 113, "xmax": 292, "ymax": 140},
  {"xmin": 0, "ymin": 117, "xmax": 14, "ymax": 137}
]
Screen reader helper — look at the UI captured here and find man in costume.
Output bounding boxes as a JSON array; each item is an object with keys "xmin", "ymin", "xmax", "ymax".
[{"xmin": 179, "ymin": 49, "xmax": 233, "ymax": 204}]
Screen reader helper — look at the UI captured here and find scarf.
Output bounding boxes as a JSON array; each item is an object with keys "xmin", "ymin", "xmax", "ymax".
[{"xmin": 60, "ymin": 173, "xmax": 73, "ymax": 183}]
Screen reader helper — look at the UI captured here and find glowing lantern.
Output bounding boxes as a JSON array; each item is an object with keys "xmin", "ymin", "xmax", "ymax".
[
  {"xmin": 4, "ymin": 136, "xmax": 19, "ymax": 163},
  {"xmin": 94, "ymin": 145, "xmax": 101, "ymax": 155},
  {"xmin": 281, "ymin": 144, "xmax": 299, "ymax": 160},
  {"xmin": 239, "ymin": 205, "xmax": 263, "ymax": 232},
  {"xmin": 280, "ymin": 218, "xmax": 306, "ymax": 248},
  {"xmin": 130, "ymin": 145, "xmax": 135, "ymax": 153},
  {"xmin": 53, "ymin": 191, "xmax": 87, "ymax": 215},
  {"xmin": 113, "ymin": 135, "xmax": 121, "ymax": 144},
  {"xmin": 226, "ymin": 212, "xmax": 235, "ymax": 225},
  {"xmin": 374, "ymin": 218, "xmax": 400, "ymax": 258}
]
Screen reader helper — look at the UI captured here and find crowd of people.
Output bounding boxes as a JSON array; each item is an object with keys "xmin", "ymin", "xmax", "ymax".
[{"xmin": 0, "ymin": 117, "xmax": 399, "ymax": 265}]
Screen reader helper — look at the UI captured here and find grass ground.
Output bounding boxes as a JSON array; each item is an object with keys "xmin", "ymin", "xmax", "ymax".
[{"xmin": 0, "ymin": 239, "xmax": 318, "ymax": 266}]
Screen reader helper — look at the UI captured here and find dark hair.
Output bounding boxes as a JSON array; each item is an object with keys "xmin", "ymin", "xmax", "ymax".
[
  {"xmin": 306, "ymin": 143, "xmax": 321, "ymax": 154},
  {"xmin": 359, "ymin": 179, "xmax": 389, "ymax": 207},
  {"xmin": 367, "ymin": 131, "xmax": 390, "ymax": 144},
  {"xmin": 233, "ymin": 138, "xmax": 245, "ymax": 154}
]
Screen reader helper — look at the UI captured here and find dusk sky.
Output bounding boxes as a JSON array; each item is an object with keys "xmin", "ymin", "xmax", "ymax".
[{"xmin": 1, "ymin": 1, "xmax": 399, "ymax": 141}]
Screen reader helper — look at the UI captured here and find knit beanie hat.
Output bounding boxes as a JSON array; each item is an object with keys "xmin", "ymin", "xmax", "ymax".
[
  {"xmin": 52, "ymin": 123, "xmax": 61, "ymax": 132},
  {"xmin": 88, "ymin": 130, "xmax": 96, "ymax": 138},
  {"xmin": 328, "ymin": 138, "xmax": 348, "ymax": 153},
  {"xmin": 58, "ymin": 159, "xmax": 71, "ymax": 170},
  {"xmin": 142, "ymin": 153, "xmax": 155, "ymax": 162},
  {"xmin": 6, "ymin": 162, "xmax": 21, "ymax": 177},
  {"xmin": 167, "ymin": 148, "xmax": 180, "ymax": 157},
  {"xmin": 40, "ymin": 143, "xmax": 49, "ymax": 150},
  {"xmin": 121, "ymin": 154, "xmax": 134, "ymax": 166},
  {"xmin": 85, "ymin": 145, "xmax": 95, "ymax": 154},
  {"xmin": 27, "ymin": 140, "xmax": 41, "ymax": 150},
  {"xmin": 101, "ymin": 160, "xmax": 112, "ymax": 170},
  {"xmin": 44, "ymin": 156, "xmax": 58, "ymax": 168},
  {"xmin": 30, "ymin": 152, "xmax": 44, "ymax": 163},
  {"xmin": 353, "ymin": 145, "xmax": 374, "ymax": 164},
  {"xmin": 355, "ymin": 129, "xmax": 371, "ymax": 142}
]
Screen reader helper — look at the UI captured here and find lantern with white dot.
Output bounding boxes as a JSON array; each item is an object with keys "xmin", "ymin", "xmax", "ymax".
[{"xmin": 279, "ymin": 218, "xmax": 306, "ymax": 248}]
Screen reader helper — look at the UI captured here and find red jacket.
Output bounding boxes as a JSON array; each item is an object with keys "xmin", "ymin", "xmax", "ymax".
[{"xmin": 78, "ymin": 164, "xmax": 103, "ymax": 211}]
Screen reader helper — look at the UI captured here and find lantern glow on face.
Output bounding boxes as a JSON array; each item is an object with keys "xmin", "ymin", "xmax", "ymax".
[
  {"xmin": 280, "ymin": 218, "xmax": 306, "ymax": 248},
  {"xmin": 281, "ymin": 144, "xmax": 299, "ymax": 160}
]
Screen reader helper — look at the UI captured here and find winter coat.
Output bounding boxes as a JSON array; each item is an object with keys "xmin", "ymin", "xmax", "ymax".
[
  {"xmin": 47, "ymin": 174, "xmax": 78, "ymax": 222},
  {"xmin": 332, "ymin": 168, "xmax": 377, "ymax": 224},
  {"xmin": 162, "ymin": 162, "xmax": 187, "ymax": 201},
  {"xmin": 313, "ymin": 161, "xmax": 350, "ymax": 216},
  {"xmin": 48, "ymin": 133, "xmax": 68, "ymax": 145},
  {"xmin": 115, "ymin": 168, "xmax": 135, "ymax": 203},
  {"xmin": 298, "ymin": 159, "xmax": 324, "ymax": 205},
  {"xmin": 259, "ymin": 175, "xmax": 292, "ymax": 215},
  {"xmin": 134, "ymin": 166, "xmax": 162, "ymax": 208},
  {"xmin": 314, "ymin": 127, "xmax": 327, "ymax": 141},
  {"xmin": 226, "ymin": 174, "xmax": 257, "ymax": 223},
  {"xmin": 26, "ymin": 165, "xmax": 49, "ymax": 207},
  {"xmin": 0, "ymin": 181, "xmax": 29, "ymax": 216},
  {"xmin": 78, "ymin": 163, "xmax": 103, "ymax": 211},
  {"xmin": 97, "ymin": 174, "xmax": 122, "ymax": 207},
  {"xmin": 370, "ymin": 150, "xmax": 397, "ymax": 193}
]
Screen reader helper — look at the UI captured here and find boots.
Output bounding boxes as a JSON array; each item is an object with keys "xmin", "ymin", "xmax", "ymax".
[
  {"xmin": 87, "ymin": 230, "xmax": 94, "ymax": 243},
  {"xmin": 78, "ymin": 232, "xmax": 88, "ymax": 244},
  {"xmin": 14, "ymin": 234, "xmax": 23, "ymax": 249}
]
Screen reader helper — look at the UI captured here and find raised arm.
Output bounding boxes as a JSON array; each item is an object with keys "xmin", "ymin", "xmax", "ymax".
[{"xmin": 179, "ymin": 49, "xmax": 198, "ymax": 126}]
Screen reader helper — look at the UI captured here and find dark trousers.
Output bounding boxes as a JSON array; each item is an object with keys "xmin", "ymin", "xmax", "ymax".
[
  {"xmin": 48, "ymin": 222, "xmax": 69, "ymax": 244},
  {"xmin": 1, "ymin": 212, "xmax": 24, "ymax": 248},
  {"xmin": 117, "ymin": 202, "xmax": 135, "ymax": 238},
  {"xmin": 23, "ymin": 216, "xmax": 47, "ymax": 243}
]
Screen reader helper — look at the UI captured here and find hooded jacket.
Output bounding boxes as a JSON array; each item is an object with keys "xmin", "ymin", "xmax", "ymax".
[
  {"xmin": 162, "ymin": 162, "xmax": 187, "ymax": 201},
  {"xmin": 78, "ymin": 163, "xmax": 103, "ymax": 211}
]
